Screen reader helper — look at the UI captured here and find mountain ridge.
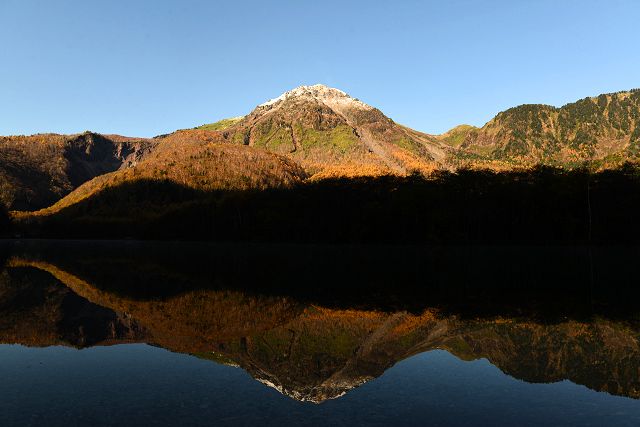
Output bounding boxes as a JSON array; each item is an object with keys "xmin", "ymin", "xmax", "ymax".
[
  {"xmin": 447, "ymin": 88, "xmax": 640, "ymax": 167},
  {"xmin": 2, "ymin": 85, "xmax": 640, "ymax": 215}
]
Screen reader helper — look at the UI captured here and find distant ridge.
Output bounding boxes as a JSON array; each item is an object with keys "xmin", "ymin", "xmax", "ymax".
[{"xmin": 445, "ymin": 89, "xmax": 640, "ymax": 168}]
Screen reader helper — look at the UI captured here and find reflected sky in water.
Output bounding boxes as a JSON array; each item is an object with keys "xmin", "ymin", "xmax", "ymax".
[{"xmin": 1, "ymin": 344, "xmax": 639, "ymax": 427}]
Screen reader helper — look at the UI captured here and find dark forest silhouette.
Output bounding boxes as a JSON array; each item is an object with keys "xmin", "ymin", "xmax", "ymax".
[
  {"xmin": 9, "ymin": 164, "xmax": 640, "ymax": 244},
  {"xmin": 3, "ymin": 239, "xmax": 640, "ymax": 319},
  {"xmin": 0, "ymin": 203, "xmax": 8, "ymax": 235}
]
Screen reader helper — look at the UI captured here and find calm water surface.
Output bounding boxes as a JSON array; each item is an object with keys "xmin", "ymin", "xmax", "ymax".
[
  {"xmin": 0, "ymin": 345, "xmax": 638, "ymax": 427},
  {"xmin": 0, "ymin": 240, "xmax": 639, "ymax": 426}
]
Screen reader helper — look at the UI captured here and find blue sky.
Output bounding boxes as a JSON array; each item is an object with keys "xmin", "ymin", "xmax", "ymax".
[{"xmin": 1, "ymin": 0, "xmax": 639, "ymax": 137}]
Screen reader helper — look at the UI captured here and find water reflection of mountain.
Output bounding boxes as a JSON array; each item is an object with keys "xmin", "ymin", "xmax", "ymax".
[{"xmin": 1, "ymin": 241, "xmax": 639, "ymax": 402}]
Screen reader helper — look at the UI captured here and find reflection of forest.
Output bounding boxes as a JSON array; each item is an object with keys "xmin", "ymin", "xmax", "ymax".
[{"xmin": 1, "ymin": 243, "xmax": 639, "ymax": 402}]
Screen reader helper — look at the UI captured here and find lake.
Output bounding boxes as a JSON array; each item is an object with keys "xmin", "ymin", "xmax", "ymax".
[{"xmin": 0, "ymin": 240, "xmax": 639, "ymax": 426}]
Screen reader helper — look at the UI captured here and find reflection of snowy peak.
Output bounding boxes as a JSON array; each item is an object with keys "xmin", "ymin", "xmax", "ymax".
[{"xmin": 255, "ymin": 373, "xmax": 372, "ymax": 404}]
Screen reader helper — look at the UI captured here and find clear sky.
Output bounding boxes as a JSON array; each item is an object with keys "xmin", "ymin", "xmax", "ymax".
[{"xmin": 1, "ymin": 0, "xmax": 639, "ymax": 137}]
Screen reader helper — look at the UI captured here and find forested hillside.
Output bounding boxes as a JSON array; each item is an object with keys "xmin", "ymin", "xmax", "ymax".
[{"xmin": 448, "ymin": 90, "xmax": 640, "ymax": 167}]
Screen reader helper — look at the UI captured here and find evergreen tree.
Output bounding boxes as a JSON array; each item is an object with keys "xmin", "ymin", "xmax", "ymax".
[{"xmin": 0, "ymin": 201, "xmax": 10, "ymax": 237}]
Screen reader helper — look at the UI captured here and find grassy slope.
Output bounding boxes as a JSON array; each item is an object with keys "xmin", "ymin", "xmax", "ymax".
[
  {"xmin": 438, "ymin": 124, "xmax": 479, "ymax": 148},
  {"xmin": 195, "ymin": 117, "xmax": 244, "ymax": 131}
]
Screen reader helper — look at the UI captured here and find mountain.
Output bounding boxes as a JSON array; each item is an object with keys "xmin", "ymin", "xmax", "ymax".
[
  {"xmin": 12, "ymin": 85, "xmax": 446, "ymax": 218},
  {"xmin": 215, "ymin": 84, "xmax": 446, "ymax": 176},
  {"xmin": 0, "ymin": 131, "xmax": 154, "ymax": 210},
  {"xmin": 3, "ymin": 85, "xmax": 640, "ymax": 218},
  {"xmin": 446, "ymin": 89, "xmax": 640, "ymax": 167}
]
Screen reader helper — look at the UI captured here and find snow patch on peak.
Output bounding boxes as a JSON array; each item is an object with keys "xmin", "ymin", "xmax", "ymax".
[
  {"xmin": 258, "ymin": 84, "xmax": 373, "ymax": 111},
  {"xmin": 255, "ymin": 374, "xmax": 373, "ymax": 403}
]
